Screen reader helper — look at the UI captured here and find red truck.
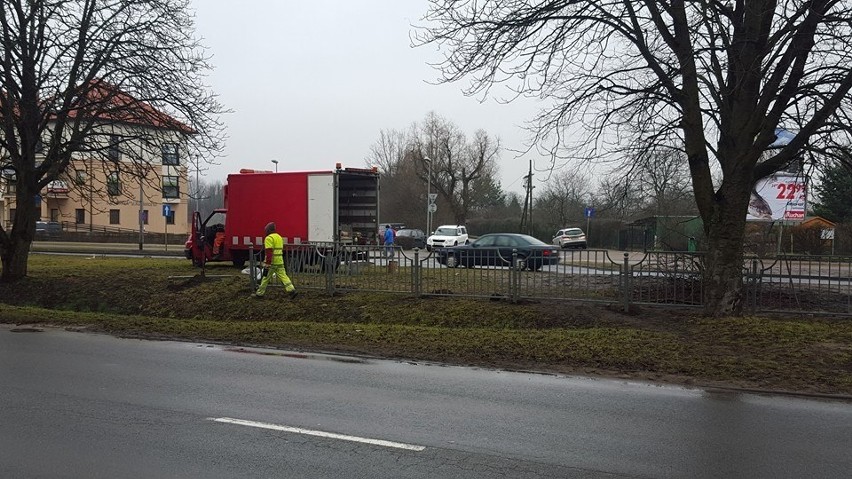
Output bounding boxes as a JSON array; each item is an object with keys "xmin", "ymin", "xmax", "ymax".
[{"xmin": 184, "ymin": 165, "xmax": 380, "ymax": 268}]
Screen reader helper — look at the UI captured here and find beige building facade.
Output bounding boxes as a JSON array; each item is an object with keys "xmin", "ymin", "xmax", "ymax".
[{"xmin": 2, "ymin": 114, "xmax": 190, "ymax": 236}]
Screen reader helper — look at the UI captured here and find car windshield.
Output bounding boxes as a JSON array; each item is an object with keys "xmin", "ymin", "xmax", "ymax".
[
  {"xmin": 396, "ymin": 230, "xmax": 415, "ymax": 237},
  {"xmin": 565, "ymin": 228, "xmax": 584, "ymax": 235},
  {"xmin": 435, "ymin": 227, "xmax": 458, "ymax": 235}
]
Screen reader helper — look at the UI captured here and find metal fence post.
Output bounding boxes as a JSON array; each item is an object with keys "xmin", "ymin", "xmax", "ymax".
[
  {"xmin": 510, "ymin": 248, "xmax": 519, "ymax": 303},
  {"xmin": 248, "ymin": 244, "xmax": 256, "ymax": 291},
  {"xmin": 749, "ymin": 258, "xmax": 759, "ymax": 314},
  {"xmin": 413, "ymin": 248, "xmax": 421, "ymax": 297},
  {"xmin": 622, "ymin": 252, "xmax": 631, "ymax": 313},
  {"xmin": 325, "ymin": 243, "xmax": 336, "ymax": 296}
]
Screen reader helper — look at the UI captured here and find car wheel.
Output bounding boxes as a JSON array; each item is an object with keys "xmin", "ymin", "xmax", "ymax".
[
  {"xmin": 445, "ymin": 255, "xmax": 458, "ymax": 268},
  {"xmin": 464, "ymin": 239, "xmax": 470, "ymax": 245},
  {"xmin": 514, "ymin": 258, "xmax": 527, "ymax": 271}
]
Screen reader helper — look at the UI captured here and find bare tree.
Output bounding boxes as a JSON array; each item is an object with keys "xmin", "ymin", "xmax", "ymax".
[
  {"xmin": 367, "ymin": 112, "xmax": 503, "ymax": 228},
  {"xmin": 0, "ymin": 0, "xmax": 224, "ymax": 280},
  {"xmin": 594, "ymin": 175, "xmax": 645, "ymax": 221},
  {"xmin": 365, "ymin": 128, "xmax": 410, "ymax": 176},
  {"xmin": 628, "ymin": 147, "xmax": 695, "ymax": 216},
  {"xmin": 536, "ymin": 170, "xmax": 592, "ymax": 229},
  {"xmin": 410, "ymin": 112, "xmax": 501, "ymax": 224},
  {"xmin": 418, "ymin": 1, "xmax": 852, "ymax": 315}
]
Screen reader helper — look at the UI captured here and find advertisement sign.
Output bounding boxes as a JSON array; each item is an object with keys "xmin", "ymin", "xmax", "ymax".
[{"xmin": 747, "ymin": 174, "xmax": 807, "ymax": 221}]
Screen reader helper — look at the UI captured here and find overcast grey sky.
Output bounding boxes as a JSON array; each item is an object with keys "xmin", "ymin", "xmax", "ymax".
[{"xmin": 192, "ymin": 0, "xmax": 551, "ymax": 194}]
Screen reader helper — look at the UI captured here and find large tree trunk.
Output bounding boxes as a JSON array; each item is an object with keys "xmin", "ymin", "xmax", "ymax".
[
  {"xmin": 0, "ymin": 183, "xmax": 37, "ymax": 282},
  {"xmin": 0, "ymin": 234, "xmax": 32, "ymax": 282},
  {"xmin": 702, "ymin": 180, "xmax": 752, "ymax": 316}
]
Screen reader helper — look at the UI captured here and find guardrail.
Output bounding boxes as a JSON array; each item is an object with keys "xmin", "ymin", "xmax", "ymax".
[{"xmin": 246, "ymin": 243, "xmax": 852, "ymax": 316}]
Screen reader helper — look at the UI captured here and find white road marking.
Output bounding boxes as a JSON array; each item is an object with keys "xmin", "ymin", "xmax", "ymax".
[{"xmin": 208, "ymin": 417, "xmax": 426, "ymax": 452}]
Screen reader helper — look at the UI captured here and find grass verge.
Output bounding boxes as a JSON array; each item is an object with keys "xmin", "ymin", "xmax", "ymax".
[{"xmin": 1, "ymin": 254, "xmax": 851, "ymax": 395}]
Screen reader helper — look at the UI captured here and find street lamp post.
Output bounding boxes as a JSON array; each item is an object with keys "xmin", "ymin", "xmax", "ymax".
[
  {"xmin": 271, "ymin": 159, "xmax": 278, "ymax": 172},
  {"xmin": 424, "ymin": 157, "xmax": 432, "ymax": 234}
]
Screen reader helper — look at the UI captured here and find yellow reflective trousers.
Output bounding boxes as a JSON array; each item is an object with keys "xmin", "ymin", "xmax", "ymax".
[{"xmin": 255, "ymin": 232, "xmax": 295, "ymax": 295}]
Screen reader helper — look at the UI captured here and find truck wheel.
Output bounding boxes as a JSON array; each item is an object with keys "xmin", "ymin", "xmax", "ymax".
[{"xmin": 233, "ymin": 258, "xmax": 246, "ymax": 268}]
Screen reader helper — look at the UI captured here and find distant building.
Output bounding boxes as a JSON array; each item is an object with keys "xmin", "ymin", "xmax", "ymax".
[{"xmin": 1, "ymin": 82, "xmax": 191, "ymax": 235}]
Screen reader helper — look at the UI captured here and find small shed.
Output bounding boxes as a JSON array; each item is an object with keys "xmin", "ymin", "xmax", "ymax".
[{"xmin": 620, "ymin": 215, "xmax": 703, "ymax": 252}]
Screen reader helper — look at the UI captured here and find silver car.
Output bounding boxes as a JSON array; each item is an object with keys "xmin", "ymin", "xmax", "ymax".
[{"xmin": 552, "ymin": 227, "xmax": 587, "ymax": 249}]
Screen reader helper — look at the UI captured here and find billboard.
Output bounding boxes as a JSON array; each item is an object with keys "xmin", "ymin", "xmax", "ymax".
[{"xmin": 747, "ymin": 174, "xmax": 807, "ymax": 221}]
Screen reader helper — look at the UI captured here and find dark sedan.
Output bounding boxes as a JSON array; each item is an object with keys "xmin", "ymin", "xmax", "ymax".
[
  {"xmin": 394, "ymin": 228, "xmax": 426, "ymax": 249},
  {"xmin": 435, "ymin": 233, "xmax": 560, "ymax": 270}
]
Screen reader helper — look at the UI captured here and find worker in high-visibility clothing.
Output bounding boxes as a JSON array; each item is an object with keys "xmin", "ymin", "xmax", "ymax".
[{"xmin": 254, "ymin": 222, "xmax": 297, "ymax": 298}]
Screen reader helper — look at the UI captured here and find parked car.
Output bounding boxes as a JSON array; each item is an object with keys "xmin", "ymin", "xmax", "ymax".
[
  {"xmin": 394, "ymin": 228, "xmax": 426, "ymax": 249},
  {"xmin": 435, "ymin": 233, "xmax": 560, "ymax": 271},
  {"xmin": 378, "ymin": 223, "xmax": 406, "ymax": 243},
  {"xmin": 35, "ymin": 221, "xmax": 62, "ymax": 236},
  {"xmin": 552, "ymin": 227, "xmax": 587, "ymax": 249},
  {"xmin": 426, "ymin": 225, "xmax": 469, "ymax": 251}
]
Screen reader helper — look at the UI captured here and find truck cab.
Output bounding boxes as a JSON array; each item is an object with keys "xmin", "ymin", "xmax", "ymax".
[{"xmin": 184, "ymin": 209, "xmax": 243, "ymax": 266}]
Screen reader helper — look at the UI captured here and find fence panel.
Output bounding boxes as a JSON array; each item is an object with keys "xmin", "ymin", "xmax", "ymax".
[
  {"xmin": 747, "ymin": 255, "xmax": 852, "ymax": 315},
  {"xmin": 419, "ymin": 247, "xmax": 513, "ymax": 299},
  {"xmin": 264, "ymin": 242, "xmax": 852, "ymax": 316},
  {"xmin": 630, "ymin": 251, "xmax": 704, "ymax": 308},
  {"xmin": 517, "ymin": 249, "xmax": 622, "ymax": 304}
]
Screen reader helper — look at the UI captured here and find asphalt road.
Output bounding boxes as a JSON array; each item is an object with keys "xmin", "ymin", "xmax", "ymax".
[{"xmin": 1, "ymin": 326, "xmax": 850, "ymax": 478}]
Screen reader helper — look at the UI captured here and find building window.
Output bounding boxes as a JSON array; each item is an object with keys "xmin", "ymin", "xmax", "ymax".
[
  {"xmin": 10, "ymin": 208, "xmax": 16, "ymax": 223},
  {"xmin": 50, "ymin": 209, "xmax": 59, "ymax": 222},
  {"xmin": 109, "ymin": 209, "xmax": 120, "ymax": 225},
  {"xmin": 107, "ymin": 171, "xmax": 121, "ymax": 196},
  {"xmin": 75, "ymin": 209, "xmax": 85, "ymax": 224},
  {"xmin": 75, "ymin": 169, "xmax": 87, "ymax": 186},
  {"xmin": 108, "ymin": 135, "xmax": 121, "ymax": 161},
  {"xmin": 166, "ymin": 210, "xmax": 175, "ymax": 225},
  {"xmin": 142, "ymin": 209, "xmax": 149, "ymax": 225},
  {"xmin": 4, "ymin": 173, "xmax": 15, "ymax": 194},
  {"xmin": 162, "ymin": 175, "xmax": 179, "ymax": 199},
  {"xmin": 162, "ymin": 143, "xmax": 179, "ymax": 165}
]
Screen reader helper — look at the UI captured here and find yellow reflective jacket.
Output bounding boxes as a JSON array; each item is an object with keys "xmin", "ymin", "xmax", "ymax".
[{"xmin": 264, "ymin": 232, "xmax": 284, "ymax": 266}]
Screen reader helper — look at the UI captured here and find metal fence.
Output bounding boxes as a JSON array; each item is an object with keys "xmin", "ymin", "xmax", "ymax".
[{"xmin": 247, "ymin": 244, "xmax": 852, "ymax": 316}]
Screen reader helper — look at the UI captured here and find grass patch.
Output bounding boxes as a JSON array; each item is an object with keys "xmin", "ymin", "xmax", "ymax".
[{"xmin": 2, "ymin": 254, "xmax": 852, "ymax": 395}]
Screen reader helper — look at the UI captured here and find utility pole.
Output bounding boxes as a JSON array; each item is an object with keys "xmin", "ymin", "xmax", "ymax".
[{"xmin": 519, "ymin": 160, "xmax": 534, "ymax": 235}]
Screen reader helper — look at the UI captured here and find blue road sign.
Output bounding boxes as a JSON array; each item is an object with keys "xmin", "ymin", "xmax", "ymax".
[
  {"xmin": 162, "ymin": 204, "xmax": 172, "ymax": 217},
  {"xmin": 584, "ymin": 207, "xmax": 595, "ymax": 218}
]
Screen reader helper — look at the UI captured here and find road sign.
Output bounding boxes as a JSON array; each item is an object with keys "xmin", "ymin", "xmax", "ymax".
[
  {"xmin": 584, "ymin": 207, "xmax": 595, "ymax": 218},
  {"xmin": 428, "ymin": 193, "xmax": 438, "ymax": 203},
  {"xmin": 162, "ymin": 204, "xmax": 172, "ymax": 217},
  {"xmin": 427, "ymin": 203, "xmax": 437, "ymax": 213}
]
